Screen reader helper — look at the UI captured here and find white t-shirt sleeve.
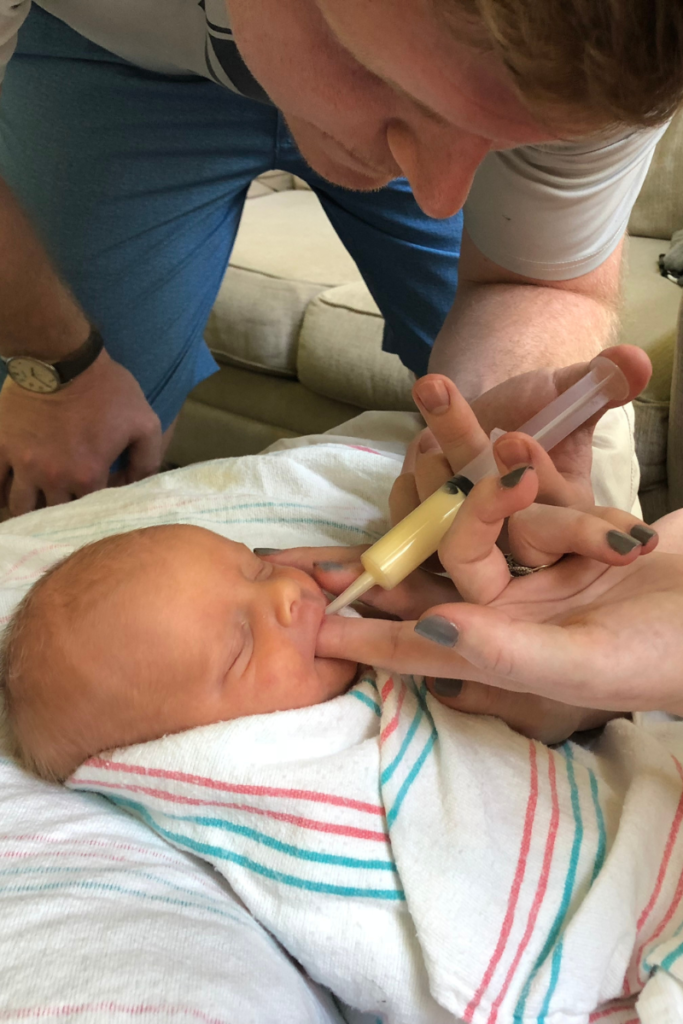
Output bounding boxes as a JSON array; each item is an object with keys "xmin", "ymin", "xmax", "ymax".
[
  {"xmin": 464, "ymin": 124, "xmax": 668, "ymax": 281},
  {"xmin": 0, "ymin": 0, "xmax": 30, "ymax": 81}
]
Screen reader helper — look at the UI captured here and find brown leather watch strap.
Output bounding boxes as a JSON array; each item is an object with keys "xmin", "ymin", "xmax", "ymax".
[{"xmin": 54, "ymin": 327, "xmax": 105, "ymax": 385}]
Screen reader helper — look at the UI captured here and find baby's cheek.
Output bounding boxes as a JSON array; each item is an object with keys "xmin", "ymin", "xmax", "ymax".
[{"xmin": 313, "ymin": 656, "xmax": 358, "ymax": 702}]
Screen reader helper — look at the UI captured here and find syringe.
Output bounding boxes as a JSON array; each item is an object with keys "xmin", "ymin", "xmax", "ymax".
[{"xmin": 325, "ymin": 356, "xmax": 629, "ymax": 615}]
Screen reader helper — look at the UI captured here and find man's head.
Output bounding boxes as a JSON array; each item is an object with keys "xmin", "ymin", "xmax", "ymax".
[
  {"xmin": 227, "ymin": 0, "xmax": 683, "ymax": 217},
  {"xmin": 0, "ymin": 526, "xmax": 357, "ymax": 781}
]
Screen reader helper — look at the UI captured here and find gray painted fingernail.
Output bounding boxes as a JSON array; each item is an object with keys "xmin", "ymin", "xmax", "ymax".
[
  {"xmin": 433, "ymin": 678, "xmax": 463, "ymax": 698},
  {"xmin": 630, "ymin": 524, "xmax": 657, "ymax": 545},
  {"xmin": 606, "ymin": 530, "xmax": 640, "ymax": 554},
  {"xmin": 314, "ymin": 561, "xmax": 345, "ymax": 571},
  {"xmin": 500, "ymin": 465, "xmax": 531, "ymax": 489},
  {"xmin": 254, "ymin": 548, "xmax": 281, "ymax": 556},
  {"xmin": 415, "ymin": 616, "xmax": 459, "ymax": 647}
]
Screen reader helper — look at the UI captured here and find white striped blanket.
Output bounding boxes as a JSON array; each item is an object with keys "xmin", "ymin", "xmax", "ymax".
[{"xmin": 69, "ymin": 671, "xmax": 683, "ymax": 1024}]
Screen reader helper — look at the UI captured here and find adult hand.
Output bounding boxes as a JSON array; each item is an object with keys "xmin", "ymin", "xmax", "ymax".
[
  {"xmin": 390, "ymin": 344, "xmax": 652, "ymax": 525},
  {"xmin": 313, "ymin": 458, "xmax": 683, "ymax": 732},
  {"xmin": 275, "ymin": 438, "xmax": 670, "ymax": 741},
  {"xmin": 0, "ymin": 349, "xmax": 162, "ymax": 515}
]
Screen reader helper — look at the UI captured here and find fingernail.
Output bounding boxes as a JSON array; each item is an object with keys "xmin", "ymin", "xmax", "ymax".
[
  {"xmin": 433, "ymin": 678, "xmax": 463, "ymax": 698},
  {"xmin": 415, "ymin": 615, "xmax": 459, "ymax": 647},
  {"xmin": 414, "ymin": 378, "xmax": 450, "ymax": 415},
  {"xmin": 314, "ymin": 561, "xmax": 345, "ymax": 571},
  {"xmin": 606, "ymin": 530, "xmax": 640, "ymax": 555},
  {"xmin": 630, "ymin": 524, "xmax": 657, "ymax": 545},
  {"xmin": 500, "ymin": 465, "xmax": 531, "ymax": 489},
  {"xmin": 254, "ymin": 547, "xmax": 281, "ymax": 556}
]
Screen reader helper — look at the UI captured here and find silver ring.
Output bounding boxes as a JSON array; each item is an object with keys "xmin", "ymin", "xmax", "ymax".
[{"xmin": 505, "ymin": 553, "xmax": 554, "ymax": 577}]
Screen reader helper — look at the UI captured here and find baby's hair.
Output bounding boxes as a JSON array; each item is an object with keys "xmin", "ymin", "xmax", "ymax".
[
  {"xmin": 0, "ymin": 530, "xmax": 158, "ymax": 782},
  {"xmin": 0, "ymin": 556, "xmax": 71, "ymax": 780}
]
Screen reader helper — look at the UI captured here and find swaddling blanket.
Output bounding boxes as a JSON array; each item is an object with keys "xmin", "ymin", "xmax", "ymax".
[{"xmin": 69, "ymin": 672, "xmax": 683, "ymax": 1024}]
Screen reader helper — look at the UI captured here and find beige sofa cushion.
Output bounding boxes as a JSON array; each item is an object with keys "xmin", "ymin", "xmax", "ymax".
[
  {"xmin": 298, "ymin": 283, "xmax": 416, "ymax": 410},
  {"xmin": 628, "ymin": 110, "xmax": 683, "ymax": 240},
  {"xmin": 206, "ymin": 191, "xmax": 363, "ymax": 377},
  {"xmin": 621, "ymin": 236, "xmax": 680, "ymax": 400}
]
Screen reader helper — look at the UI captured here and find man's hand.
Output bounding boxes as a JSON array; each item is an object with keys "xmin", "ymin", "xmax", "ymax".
[
  {"xmin": 0, "ymin": 349, "xmax": 162, "ymax": 515},
  {"xmin": 390, "ymin": 344, "xmax": 652, "ymax": 526}
]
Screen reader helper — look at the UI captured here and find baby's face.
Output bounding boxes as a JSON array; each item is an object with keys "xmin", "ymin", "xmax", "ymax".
[{"xmin": 36, "ymin": 526, "xmax": 358, "ymax": 761}]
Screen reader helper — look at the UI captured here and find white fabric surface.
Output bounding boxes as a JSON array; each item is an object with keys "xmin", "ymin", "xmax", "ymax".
[
  {"xmin": 0, "ymin": 416, "xmax": 663, "ymax": 1022},
  {"xmin": 0, "ymin": 0, "xmax": 668, "ymax": 282},
  {"xmin": 0, "ymin": 439, "xmax": 403, "ymax": 1024},
  {"xmin": 65, "ymin": 669, "xmax": 683, "ymax": 1024}
]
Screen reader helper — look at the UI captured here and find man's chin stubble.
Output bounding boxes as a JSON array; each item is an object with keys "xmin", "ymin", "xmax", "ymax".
[{"xmin": 285, "ymin": 119, "xmax": 396, "ymax": 191}]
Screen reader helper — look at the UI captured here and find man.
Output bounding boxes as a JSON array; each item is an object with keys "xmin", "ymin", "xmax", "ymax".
[{"xmin": 0, "ymin": 0, "xmax": 679, "ymax": 516}]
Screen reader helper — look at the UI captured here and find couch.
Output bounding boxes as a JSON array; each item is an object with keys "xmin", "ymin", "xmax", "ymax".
[{"xmin": 167, "ymin": 116, "xmax": 683, "ymax": 522}]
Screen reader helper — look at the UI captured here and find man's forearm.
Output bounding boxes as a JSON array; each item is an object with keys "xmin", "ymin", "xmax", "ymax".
[
  {"xmin": 430, "ymin": 280, "xmax": 617, "ymax": 401},
  {"xmin": 429, "ymin": 232, "xmax": 622, "ymax": 402},
  {"xmin": 0, "ymin": 175, "xmax": 90, "ymax": 359}
]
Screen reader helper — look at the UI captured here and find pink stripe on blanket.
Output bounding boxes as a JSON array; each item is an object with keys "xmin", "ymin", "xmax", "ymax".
[
  {"xmin": 347, "ymin": 445, "xmax": 382, "ymax": 455},
  {"xmin": 486, "ymin": 747, "xmax": 560, "ymax": 1024},
  {"xmin": 380, "ymin": 682, "xmax": 407, "ymax": 748},
  {"xmin": 0, "ymin": 1003, "xmax": 228, "ymax": 1022},
  {"xmin": 464, "ymin": 741, "xmax": 539, "ymax": 1022},
  {"xmin": 7, "ymin": 832, "xmax": 180, "ymax": 865},
  {"xmin": 624, "ymin": 756, "xmax": 683, "ymax": 994},
  {"xmin": 589, "ymin": 997, "xmax": 637, "ymax": 1021},
  {"xmin": 76, "ymin": 777, "xmax": 389, "ymax": 842},
  {"xmin": 85, "ymin": 757, "xmax": 385, "ymax": 816}
]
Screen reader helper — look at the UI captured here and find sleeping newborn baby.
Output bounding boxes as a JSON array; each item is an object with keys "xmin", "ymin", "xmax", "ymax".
[
  {"xmin": 1, "ymin": 524, "xmax": 357, "ymax": 780},
  {"xmin": 3, "ymin": 523, "xmax": 683, "ymax": 1024}
]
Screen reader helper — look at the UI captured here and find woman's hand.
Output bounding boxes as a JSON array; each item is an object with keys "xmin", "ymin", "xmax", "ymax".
[
  {"xmin": 276, "ymin": 443, "xmax": 671, "ymax": 742},
  {"xmin": 310, "ymin": 451, "xmax": 682, "ymax": 716}
]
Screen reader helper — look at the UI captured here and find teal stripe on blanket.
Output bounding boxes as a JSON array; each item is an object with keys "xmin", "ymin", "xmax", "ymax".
[
  {"xmin": 110, "ymin": 797, "xmax": 406, "ymax": 901},
  {"xmin": 0, "ymin": 879, "xmax": 244, "ymax": 920},
  {"xmin": 513, "ymin": 744, "xmax": 585, "ymax": 1023},
  {"xmin": 351, "ymin": 690, "xmax": 381, "ymax": 716},
  {"xmin": 119, "ymin": 804, "xmax": 397, "ymax": 872},
  {"xmin": 386, "ymin": 729, "xmax": 437, "ymax": 827},
  {"xmin": 31, "ymin": 501, "xmax": 382, "ymax": 542},
  {"xmin": 381, "ymin": 702, "xmax": 424, "ymax": 786}
]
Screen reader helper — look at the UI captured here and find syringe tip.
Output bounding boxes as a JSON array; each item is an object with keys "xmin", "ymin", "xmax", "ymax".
[{"xmin": 325, "ymin": 571, "xmax": 376, "ymax": 615}]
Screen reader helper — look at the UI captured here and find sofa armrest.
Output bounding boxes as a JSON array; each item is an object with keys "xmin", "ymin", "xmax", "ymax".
[{"xmin": 667, "ymin": 297, "xmax": 683, "ymax": 512}]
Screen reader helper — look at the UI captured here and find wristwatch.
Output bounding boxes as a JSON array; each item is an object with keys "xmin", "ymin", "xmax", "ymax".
[{"xmin": 2, "ymin": 328, "xmax": 104, "ymax": 394}]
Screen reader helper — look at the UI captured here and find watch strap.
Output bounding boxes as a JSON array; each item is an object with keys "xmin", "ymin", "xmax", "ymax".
[{"xmin": 53, "ymin": 327, "xmax": 104, "ymax": 384}]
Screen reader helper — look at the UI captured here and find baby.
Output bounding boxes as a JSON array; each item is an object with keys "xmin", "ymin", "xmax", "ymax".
[
  {"xmin": 4, "ymin": 522, "xmax": 683, "ymax": 1022},
  {"xmin": 0, "ymin": 524, "xmax": 358, "ymax": 781}
]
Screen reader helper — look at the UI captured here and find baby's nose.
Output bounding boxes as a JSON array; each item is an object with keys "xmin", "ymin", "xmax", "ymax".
[{"xmin": 270, "ymin": 576, "xmax": 303, "ymax": 628}]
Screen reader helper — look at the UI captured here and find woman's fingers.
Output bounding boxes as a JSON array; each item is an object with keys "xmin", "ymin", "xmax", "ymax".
[
  {"xmin": 412, "ymin": 375, "xmax": 490, "ymax": 472},
  {"xmin": 494, "ymin": 433, "xmax": 582, "ymax": 508},
  {"xmin": 508, "ymin": 503, "xmax": 658, "ymax": 568},
  {"xmin": 389, "ymin": 470, "xmax": 421, "ymax": 526},
  {"xmin": 437, "ymin": 463, "xmax": 540, "ymax": 604},
  {"xmin": 424, "ymin": 678, "xmax": 618, "ymax": 745}
]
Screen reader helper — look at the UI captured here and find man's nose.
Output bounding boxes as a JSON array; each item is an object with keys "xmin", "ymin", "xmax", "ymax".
[{"xmin": 387, "ymin": 122, "xmax": 491, "ymax": 219}]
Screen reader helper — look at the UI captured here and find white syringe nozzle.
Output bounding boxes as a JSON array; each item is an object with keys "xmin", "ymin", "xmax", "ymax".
[{"xmin": 325, "ymin": 571, "xmax": 376, "ymax": 615}]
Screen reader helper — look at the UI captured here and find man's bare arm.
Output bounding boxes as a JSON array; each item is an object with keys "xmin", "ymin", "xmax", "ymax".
[
  {"xmin": 429, "ymin": 229, "xmax": 622, "ymax": 400},
  {"xmin": 0, "ymin": 174, "xmax": 162, "ymax": 514}
]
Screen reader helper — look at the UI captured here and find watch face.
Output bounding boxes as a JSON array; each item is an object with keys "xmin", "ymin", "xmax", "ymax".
[{"xmin": 6, "ymin": 357, "xmax": 60, "ymax": 394}]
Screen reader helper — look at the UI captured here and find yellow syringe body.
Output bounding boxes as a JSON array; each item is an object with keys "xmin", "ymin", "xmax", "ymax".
[
  {"xmin": 324, "ymin": 475, "xmax": 472, "ymax": 614},
  {"xmin": 360, "ymin": 477, "xmax": 471, "ymax": 588}
]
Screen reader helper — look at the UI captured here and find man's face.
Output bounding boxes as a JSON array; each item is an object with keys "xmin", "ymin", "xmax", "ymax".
[{"xmin": 227, "ymin": 0, "xmax": 557, "ymax": 218}]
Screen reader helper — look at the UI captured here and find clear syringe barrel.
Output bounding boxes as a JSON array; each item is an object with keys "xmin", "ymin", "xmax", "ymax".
[{"xmin": 325, "ymin": 357, "xmax": 628, "ymax": 613}]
